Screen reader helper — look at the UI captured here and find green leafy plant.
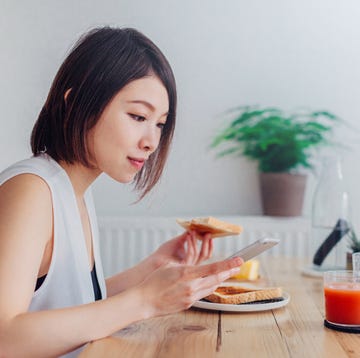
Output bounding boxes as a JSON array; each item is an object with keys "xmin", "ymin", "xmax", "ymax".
[{"xmin": 211, "ymin": 106, "xmax": 340, "ymax": 173}]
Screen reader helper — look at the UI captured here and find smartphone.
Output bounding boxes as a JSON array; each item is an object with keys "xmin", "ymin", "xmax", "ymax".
[{"xmin": 227, "ymin": 238, "xmax": 280, "ymax": 262}]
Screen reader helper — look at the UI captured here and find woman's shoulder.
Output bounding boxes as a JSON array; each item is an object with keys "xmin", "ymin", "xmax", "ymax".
[
  {"xmin": 1, "ymin": 154, "xmax": 62, "ymax": 186},
  {"xmin": 0, "ymin": 168, "xmax": 53, "ymax": 248},
  {"xmin": 0, "ymin": 155, "xmax": 61, "ymax": 208},
  {"xmin": 0, "ymin": 171, "xmax": 52, "ymax": 210}
]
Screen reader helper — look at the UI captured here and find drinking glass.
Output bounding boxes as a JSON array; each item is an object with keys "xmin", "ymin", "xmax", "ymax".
[{"xmin": 324, "ymin": 270, "xmax": 360, "ymax": 332}]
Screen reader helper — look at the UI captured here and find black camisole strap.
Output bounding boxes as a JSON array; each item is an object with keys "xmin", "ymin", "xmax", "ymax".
[
  {"xmin": 35, "ymin": 264, "xmax": 102, "ymax": 301},
  {"xmin": 91, "ymin": 263, "xmax": 102, "ymax": 301}
]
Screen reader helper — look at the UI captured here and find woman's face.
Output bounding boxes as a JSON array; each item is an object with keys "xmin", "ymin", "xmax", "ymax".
[{"xmin": 87, "ymin": 75, "xmax": 169, "ymax": 183}]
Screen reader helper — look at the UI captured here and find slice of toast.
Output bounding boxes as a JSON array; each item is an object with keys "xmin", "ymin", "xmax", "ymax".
[
  {"xmin": 176, "ymin": 217, "xmax": 242, "ymax": 238},
  {"xmin": 205, "ymin": 286, "xmax": 283, "ymax": 304}
]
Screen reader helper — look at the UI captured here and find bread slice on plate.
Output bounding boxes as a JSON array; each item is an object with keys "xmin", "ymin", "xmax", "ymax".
[
  {"xmin": 176, "ymin": 217, "xmax": 242, "ymax": 238},
  {"xmin": 205, "ymin": 285, "xmax": 283, "ymax": 305}
]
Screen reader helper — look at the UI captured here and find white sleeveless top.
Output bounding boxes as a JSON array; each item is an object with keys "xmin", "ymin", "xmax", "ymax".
[{"xmin": 0, "ymin": 154, "xmax": 107, "ymax": 357}]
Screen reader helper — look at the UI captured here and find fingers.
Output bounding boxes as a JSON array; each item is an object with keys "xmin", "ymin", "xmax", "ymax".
[
  {"xmin": 161, "ymin": 231, "xmax": 214, "ymax": 267},
  {"xmin": 176, "ymin": 233, "xmax": 191, "ymax": 263},
  {"xmin": 188, "ymin": 256, "xmax": 243, "ymax": 279},
  {"xmin": 186, "ymin": 231, "xmax": 214, "ymax": 265},
  {"xmin": 193, "ymin": 286, "xmax": 218, "ymax": 303},
  {"xmin": 184, "ymin": 232, "xmax": 197, "ymax": 264},
  {"xmin": 193, "ymin": 279, "xmax": 231, "ymax": 303},
  {"xmin": 180, "ymin": 264, "xmax": 242, "ymax": 306},
  {"xmin": 145, "ymin": 258, "xmax": 243, "ymax": 314},
  {"xmin": 196, "ymin": 233, "xmax": 214, "ymax": 264},
  {"xmin": 209, "ymin": 238, "xmax": 214, "ymax": 258},
  {"xmin": 191, "ymin": 261, "xmax": 244, "ymax": 302}
]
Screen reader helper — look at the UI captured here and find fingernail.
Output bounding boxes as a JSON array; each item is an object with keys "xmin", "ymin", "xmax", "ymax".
[{"xmin": 233, "ymin": 257, "xmax": 243, "ymax": 265}]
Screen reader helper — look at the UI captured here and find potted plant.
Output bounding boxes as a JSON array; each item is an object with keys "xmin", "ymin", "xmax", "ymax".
[{"xmin": 211, "ymin": 106, "xmax": 340, "ymax": 216}]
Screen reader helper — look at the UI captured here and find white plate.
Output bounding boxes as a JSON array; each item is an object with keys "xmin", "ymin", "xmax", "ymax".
[{"xmin": 192, "ymin": 292, "xmax": 290, "ymax": 312}]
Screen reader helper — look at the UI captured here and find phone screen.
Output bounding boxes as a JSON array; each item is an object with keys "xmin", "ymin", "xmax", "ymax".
[{"xmin": 227, "ymin": 238, "xmax": 280, "ymax": 262}]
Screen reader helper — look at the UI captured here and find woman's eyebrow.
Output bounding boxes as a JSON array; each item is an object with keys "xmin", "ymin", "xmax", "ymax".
[{"xmin": 127, "ymin": 100, "xmax": 168, "ymax": 117}]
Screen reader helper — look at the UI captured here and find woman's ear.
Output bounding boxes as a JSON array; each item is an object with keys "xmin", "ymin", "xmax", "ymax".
[{"xmin": 64, "ymin": 88, "xmax": 72, "ymax": 103}]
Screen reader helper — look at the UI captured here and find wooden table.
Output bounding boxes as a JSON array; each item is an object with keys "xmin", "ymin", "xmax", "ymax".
[{"xmin": 79, "ymin": 257, "xmax": 360, "ymax": 357}]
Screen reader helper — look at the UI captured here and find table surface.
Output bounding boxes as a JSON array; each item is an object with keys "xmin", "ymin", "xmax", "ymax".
[{"xmin": 79, "ymin": 257, "xmax": 360, "ymax": 358}]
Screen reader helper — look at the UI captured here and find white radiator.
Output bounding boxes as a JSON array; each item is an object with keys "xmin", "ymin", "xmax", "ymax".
[{"xmin": 98, "ymin": 216, "xmax": 311, "ymax": 277}]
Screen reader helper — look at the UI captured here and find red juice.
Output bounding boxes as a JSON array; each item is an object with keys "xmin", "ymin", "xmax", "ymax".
[{"xmin": 324, "ymin": 283, "xmax": 360, "ymax": 325}]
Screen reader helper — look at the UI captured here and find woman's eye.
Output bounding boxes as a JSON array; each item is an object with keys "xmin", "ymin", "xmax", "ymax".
[
  {"xmin": 129, "ymin": 114, "xmax": 146, "ymax": 122},
  {"xmin": 157, "ymin": 123, "xmax": 166, "ymax": 130}
]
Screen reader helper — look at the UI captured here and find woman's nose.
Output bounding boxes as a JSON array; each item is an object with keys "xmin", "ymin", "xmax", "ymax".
[{"xmin": 139, "ymin": 127, "xmax": 160, "ymax": 153}]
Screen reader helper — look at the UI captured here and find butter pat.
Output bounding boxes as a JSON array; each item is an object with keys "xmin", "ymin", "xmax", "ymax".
[{"xmin": 231, "ymin": 259, "xmax": 260, "ymax": 281}]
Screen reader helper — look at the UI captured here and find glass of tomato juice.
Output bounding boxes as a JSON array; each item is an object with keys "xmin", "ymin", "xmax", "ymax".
[{"xmin": 324, "ymin": 270, "xmax": 360, "ymax": 332}]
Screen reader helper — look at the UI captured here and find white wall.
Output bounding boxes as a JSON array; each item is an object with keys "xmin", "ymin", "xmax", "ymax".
[{"xmin": 1, "ymin": 0, "xmax": 360, "ymax": 220}]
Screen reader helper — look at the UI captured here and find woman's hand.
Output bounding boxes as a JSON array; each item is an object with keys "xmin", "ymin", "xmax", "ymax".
[
  {"xmin": 137, "ymin": 257, "xmax": 243, "ymax": 318},
  {"xmin": 106, "ymin": 231, "xmax": 214, "ymax": 296},
  {"xmin": 149, "ymin": 231, "xmax": 213, "ymax": 268}
]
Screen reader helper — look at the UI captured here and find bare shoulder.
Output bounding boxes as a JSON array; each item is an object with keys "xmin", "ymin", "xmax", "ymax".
[
  {"xmin": 0, "ymin": 173, "xmax": 53, "ymax": 245},
  {"xmin": 1, "ymin": 173, "xmax": 52, "ymax": 199}
]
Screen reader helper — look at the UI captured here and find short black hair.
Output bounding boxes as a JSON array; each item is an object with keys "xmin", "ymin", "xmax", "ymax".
[{"xmin": 31, "ymin": 27, "xmax": 177, "ymax": 198}]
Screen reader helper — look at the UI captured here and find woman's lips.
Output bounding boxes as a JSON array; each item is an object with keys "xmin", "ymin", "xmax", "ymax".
[{"xmin": 128, "ymin": 157, "xmax": 145, "ymax": 170}]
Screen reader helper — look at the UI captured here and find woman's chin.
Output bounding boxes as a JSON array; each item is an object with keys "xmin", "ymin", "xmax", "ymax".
[{"xmin": 108, "ymin": 173, "xmax": 136, "ymax": 184}]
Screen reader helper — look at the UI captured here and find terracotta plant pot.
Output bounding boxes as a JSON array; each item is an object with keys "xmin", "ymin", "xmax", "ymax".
[{"xmin": 260, "ymin": 172, "xmax": 307, "ymax": 217}]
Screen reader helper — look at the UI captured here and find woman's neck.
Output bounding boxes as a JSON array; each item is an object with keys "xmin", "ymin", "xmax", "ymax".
[{"xmin": 59, "ymin": 161, "xmax": 100, "ymax": 199}]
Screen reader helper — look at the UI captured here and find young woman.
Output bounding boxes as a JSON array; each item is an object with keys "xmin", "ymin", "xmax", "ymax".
[{"xmin": 0, "ymin": 27, "xmax": 242, "ymax": 357}]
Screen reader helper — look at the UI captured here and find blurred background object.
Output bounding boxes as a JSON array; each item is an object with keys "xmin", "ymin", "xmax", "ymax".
[{"xmin": 211, "ymin": 106, "xmax": 341, "ymax": 216}]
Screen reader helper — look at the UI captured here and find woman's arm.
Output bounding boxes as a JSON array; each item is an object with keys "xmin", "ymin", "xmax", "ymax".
[
  {"xmin": 105, "ymin": 255, "xmax": 157, "ymax": 296},
  {"xmin": 1, "ymin": 286, "xmax": 149, "ymax": 358}
]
